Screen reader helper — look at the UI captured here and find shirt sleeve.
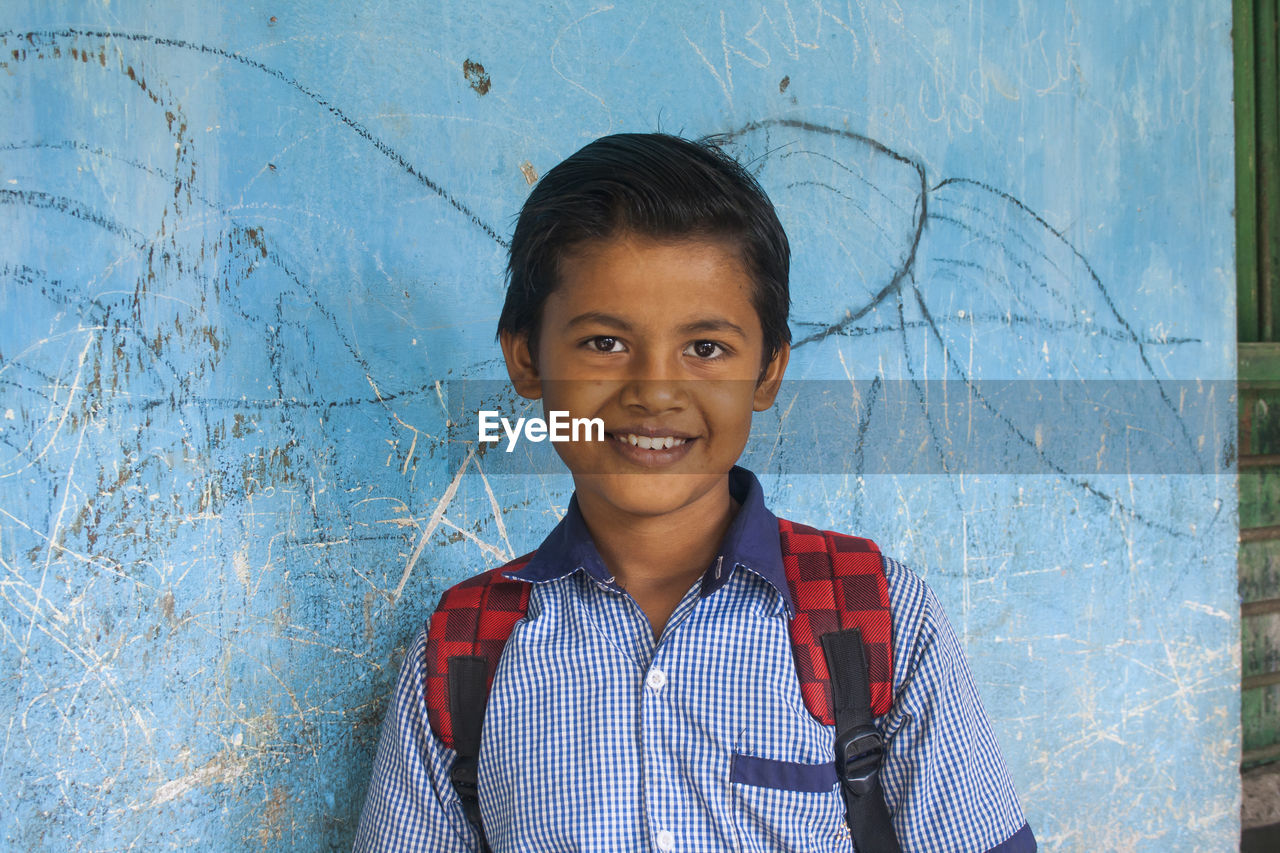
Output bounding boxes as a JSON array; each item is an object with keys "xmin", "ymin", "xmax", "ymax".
[
  {"xmin": 352, "ymin": 623, "xmax": 480, "ymax": 853},
  {"xmin": 878, "ymin": 558, "xmax": 1036, "ymax": 853}
]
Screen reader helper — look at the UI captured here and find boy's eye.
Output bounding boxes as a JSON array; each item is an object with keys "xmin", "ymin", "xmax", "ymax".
[
  {"xmin": 587, "ymin": 336, "xmax": 624, "ymax": 353},
  {"xmin": 686, "ymin": 340, "xmax": 726, "ymax": 359}
]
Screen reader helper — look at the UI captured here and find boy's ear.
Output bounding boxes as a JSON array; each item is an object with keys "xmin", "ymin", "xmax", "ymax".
[
  {"xmin": 752, "ymin": 342, "xmax": 790, "ymax": 411},
  {"xmin": 499, "ymin": 329, "xmax": 544, "ymax": 400}
]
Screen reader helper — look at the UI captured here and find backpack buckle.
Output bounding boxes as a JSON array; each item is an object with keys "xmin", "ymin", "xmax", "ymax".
[
  {"xmin": 835, "ymin": 724, "xmax": 884, "ymax": 797},
  {"xmin": 450, "ymin": 755, "xmax": 480, "ymax": 800}
]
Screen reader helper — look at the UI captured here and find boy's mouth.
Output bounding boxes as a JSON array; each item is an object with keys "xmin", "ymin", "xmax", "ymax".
[
  {"xmin": 610, "ymin": 433, "xmax": 689, "ymax": 450},
  {"xmin": 603, "ymin": 429, "xmax": 698, "ymax": 466}
]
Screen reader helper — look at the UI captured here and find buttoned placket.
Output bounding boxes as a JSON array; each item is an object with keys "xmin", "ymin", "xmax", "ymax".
[{"xmin": 584, "ymin": 567, "xmax": 717, "ymax": 853}]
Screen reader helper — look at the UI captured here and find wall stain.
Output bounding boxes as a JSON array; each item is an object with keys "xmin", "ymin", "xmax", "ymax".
[
  {"xmin": 463, "ymin": 58, "xmax": 491, "ymax": 95},
  {"xmin": 256, "ymin": 785, "xmax": 291, "ymax": 847}
]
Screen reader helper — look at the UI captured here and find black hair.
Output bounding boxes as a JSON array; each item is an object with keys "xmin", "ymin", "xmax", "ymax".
[{"xmin": 498, "ymin": 133, "xmax": 791, "ymax": 367}]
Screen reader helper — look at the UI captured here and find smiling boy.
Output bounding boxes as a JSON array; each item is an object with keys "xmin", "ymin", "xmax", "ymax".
[
  {"xmin": 501, "ymin": 233, "xmax": 785, "ymax": 639},
  {"xmin": 354, "ymin": 134, "xmax": 1035, "ymax": 852}
]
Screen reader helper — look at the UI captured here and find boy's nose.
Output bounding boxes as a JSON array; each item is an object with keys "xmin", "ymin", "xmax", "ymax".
[{"xmin": 619, "ymin": 355, "xmax": 687, "ymax": 412}]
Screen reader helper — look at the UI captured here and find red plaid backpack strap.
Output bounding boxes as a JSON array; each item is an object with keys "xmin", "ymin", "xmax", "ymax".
[
  {"xmin": 778, "ymin": 518, "xmax": 894, "ymax": 723},
  {"xmin": 423, "ymin": 554, "xmax": 533, "ymax": 751}
]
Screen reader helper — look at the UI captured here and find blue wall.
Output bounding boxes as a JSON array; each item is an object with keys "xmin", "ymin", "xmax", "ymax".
[{"xmin": 0, "ymin": 2, "xmax": 1237, "ymax": 849}]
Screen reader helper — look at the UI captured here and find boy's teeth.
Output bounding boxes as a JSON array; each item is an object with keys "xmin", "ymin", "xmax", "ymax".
[{"xmin": 615, "ymin": 433, "xmax": 686, "ymax": 449}]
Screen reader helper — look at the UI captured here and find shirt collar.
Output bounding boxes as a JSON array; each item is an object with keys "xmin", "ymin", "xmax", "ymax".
[{"xmin": 506, "ymin": 466, "xmax": 792, "ymax": 613}]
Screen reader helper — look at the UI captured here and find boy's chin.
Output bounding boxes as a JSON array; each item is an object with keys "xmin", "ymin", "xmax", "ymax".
[{"xmin": 570, "ymin": 470, "xmax": 731, "ymax": 519}]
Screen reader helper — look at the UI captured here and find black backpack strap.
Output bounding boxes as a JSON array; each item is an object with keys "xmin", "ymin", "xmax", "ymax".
[
  {"xmin": 448, "ymin": 655, "xmax": 493, "ymax": 853},
  {"xmin": 820, "ymin": 629, "xmax": 902, "ymax": 853}
]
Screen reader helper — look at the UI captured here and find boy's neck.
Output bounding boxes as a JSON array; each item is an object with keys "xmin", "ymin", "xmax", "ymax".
[{"xmin": 574, "ymin": 476, "xmax": 739, "ymax": 635}]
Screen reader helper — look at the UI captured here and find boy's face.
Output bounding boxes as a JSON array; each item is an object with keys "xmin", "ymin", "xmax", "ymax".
[{"xmin": 500, "ymin": 233, "xmax": 789, "ymax": 524}]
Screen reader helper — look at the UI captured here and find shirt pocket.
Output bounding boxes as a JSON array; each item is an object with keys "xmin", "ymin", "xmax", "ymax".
[{"xmin": 729, "ymin": 750, "xmax": 854, "ymax": 853}]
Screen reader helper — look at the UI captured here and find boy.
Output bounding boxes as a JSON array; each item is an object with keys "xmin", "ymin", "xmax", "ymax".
[{"xmin": 354, "ymin": 133, "xmax": 1035, "ymax": 852}]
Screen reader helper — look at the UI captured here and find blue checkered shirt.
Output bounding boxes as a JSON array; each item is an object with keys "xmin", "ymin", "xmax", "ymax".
[{"xmin": 354, "ymin": 468, "xmax": 1035, "ymax": 852}]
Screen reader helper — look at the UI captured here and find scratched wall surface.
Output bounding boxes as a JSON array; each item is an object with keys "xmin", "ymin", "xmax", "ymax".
[{"xmin": 0, "ymin": 1, "xmax": 1236, "ymax": 850}]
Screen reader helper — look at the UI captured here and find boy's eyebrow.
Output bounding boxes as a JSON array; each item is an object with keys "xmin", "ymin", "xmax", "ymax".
[
  {"xmin": 677, "ymin": 318, "xmax": 748, "ymax": 337},
  {"xmin": 565, "ymin": 311, "xmax": 634, "ymax": 331},
  {"xmin": 564, "ymin": 312, "xmax": 748, "ymax": 337}
]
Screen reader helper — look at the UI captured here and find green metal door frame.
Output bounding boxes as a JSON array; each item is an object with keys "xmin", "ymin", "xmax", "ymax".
[
  {"xmin": 1238, "ymin": 0, "xmax": 1280, "ymax": 767},
  {"xmin": 1238, "ymin": 0, "xmax": 1279, "ymax": 343}
]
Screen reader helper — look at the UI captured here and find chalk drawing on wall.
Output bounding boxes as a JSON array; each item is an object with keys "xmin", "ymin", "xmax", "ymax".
[{"xmin": 715, "ymin": 121, "xmax": 1219, "ymax": 521}]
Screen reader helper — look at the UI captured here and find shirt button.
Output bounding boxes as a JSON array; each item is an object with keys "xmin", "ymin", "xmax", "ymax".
[
  {"xmin": 656, "ymin": 829, "xmax": 675, "ymax": 851},
  {"xmin": 645, "ymin": 667, "xmax": 667, "ymax": 691}
]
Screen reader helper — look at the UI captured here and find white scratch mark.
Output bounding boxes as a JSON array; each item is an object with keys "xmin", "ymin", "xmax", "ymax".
[
  {"xmin": 682, "ymin": 26, "xmax": 734, "ymax": 108},
  {"xmin": 434, "ymin": 380, "xmax": 450, "ymax": 423},
  {"xmin": 391, "ymin": 448, "xmax": 473, "ymax": 603},
  {"xmin": 1182, "ymin": 600, "xmax": 1231, "ymax": 621},
  {"xmin": 472, "ymin": 459, "xmax": 514, "ymax": 561},
  {"xmin": 550, "ymin": 5, "xmax": 616, "ymax": 129},
  {"xmin": 150, "ymin": 753, "xmax": 250, "ymax": 806},
  {"xmin": 0, "ymin": 326, "xmax": 104, "ymax": 480},
  {"xmin": 232, "ymin": 546, "xmax": 251, "ymax": 593},
  {"xmin": 366, "ymin": 376, "xmax": 422, "ymax": 475},
  {"xmin": 21, "ymin": 332, "xmax": 95, "ymax": 690},
  {"xmin": 438, "ymin": 517, "xmax": 510, "ymax": 564}
]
